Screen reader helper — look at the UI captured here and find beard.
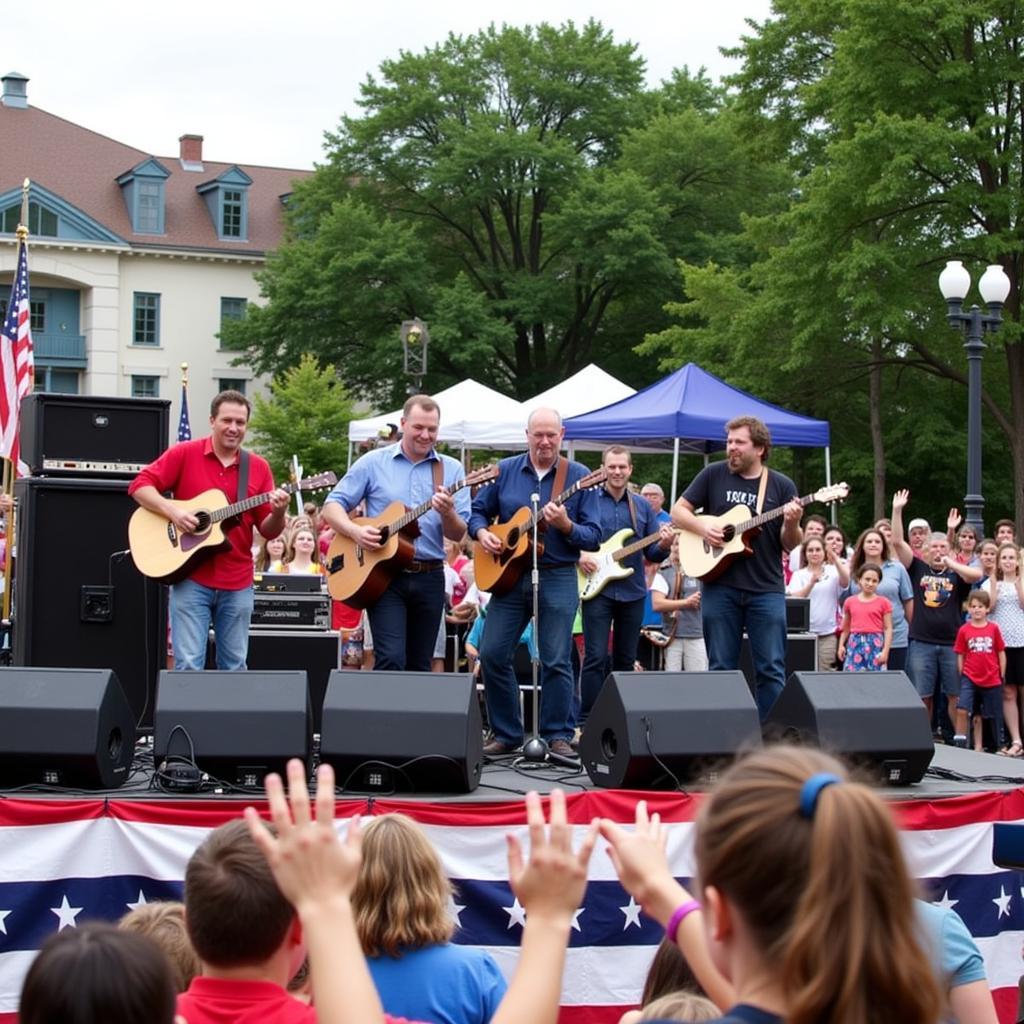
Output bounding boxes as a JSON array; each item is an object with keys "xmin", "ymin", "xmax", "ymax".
[{"xmin": 728, "ymin": 450, "xmax": 757, "ymax": 474}]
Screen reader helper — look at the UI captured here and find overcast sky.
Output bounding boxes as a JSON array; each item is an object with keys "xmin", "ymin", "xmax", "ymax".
[{"xmin": 12, "ymin": 0, "xmax": 773, "ymax": 170}]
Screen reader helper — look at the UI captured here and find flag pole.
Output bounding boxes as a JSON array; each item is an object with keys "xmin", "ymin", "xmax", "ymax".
[{"xmin": 1, "ymin": 179, "xmax": 31, "ymax": 622}]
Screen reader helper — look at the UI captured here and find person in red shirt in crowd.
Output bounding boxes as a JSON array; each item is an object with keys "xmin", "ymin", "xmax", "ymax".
[
  {"xmin": 953, "ymin": 590, "xmax": 1006, "ymax": 751},
  {"xmin": 129, "ymin": 390, "xmax": 289, "ymax": 670}
]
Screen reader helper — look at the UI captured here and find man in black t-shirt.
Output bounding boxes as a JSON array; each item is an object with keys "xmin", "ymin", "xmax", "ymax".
[
  {"xmin": 892, "ymin": 489, "xmax": 982, "ymax": 722},
  {"xmin": 672, "ymin": 416, "xmax": 803, "ymax": 718}
]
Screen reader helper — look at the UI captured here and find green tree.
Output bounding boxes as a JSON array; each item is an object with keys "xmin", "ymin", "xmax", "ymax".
[
  {"xmin": 224, "ymin": 24, "xmax": 774, "ymax": 406},
  {"xmin": 646, "ymin": 0, "xmax": 1024, "ymax": 526},
  {"xmin": 247, "ymin": 354, "xmax": 355, "ymax": 484}
]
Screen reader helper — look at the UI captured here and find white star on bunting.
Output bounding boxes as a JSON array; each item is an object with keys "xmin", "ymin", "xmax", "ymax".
[
  {"xmin": 502, "ymin": 897, "xmax": 526, "ymax": 929},
  {"xmin": 50, "ymin": 895, "xmax": 83, "ymax": 931},
  {"xmin": 620, "ymin": 896, "xmax": 643, "ymax": 930},
  {"xmin": 993, "ymin": 885, "xmax": 1012, "ymax": 919}
]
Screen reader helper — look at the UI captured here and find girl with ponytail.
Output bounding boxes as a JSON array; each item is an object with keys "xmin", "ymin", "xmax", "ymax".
[{"xmin": 601, "ymin": 747, "xmax": 943, "ymax": 1024}]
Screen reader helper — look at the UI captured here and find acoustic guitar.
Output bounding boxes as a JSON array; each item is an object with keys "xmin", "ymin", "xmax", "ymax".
[
  {"xmin": 677, "ymin": 482, "xmax": 850, "ymax": 581},
  {"xmin": 576, "ymin": 525, "xmax": 677, "ymax": 602},
  {"xmin": 129, "ymin": 472, "xmax": 338, "ymax": 583},
  {"xmin": 473, "ymin": 468, "xmax": 608, "ymax": 596},
  {"xmin": 325, "ymin": 464, "xmax": 499, "ymax": 608}
]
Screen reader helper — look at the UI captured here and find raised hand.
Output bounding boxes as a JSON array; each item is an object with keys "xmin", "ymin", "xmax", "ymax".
[
  {"xmin": 599, "ymin": 800, "xmax": 677, "ymax": 923},
  {"xmin": 892, "ymin": 489, "xmax": 910, "ymax": 512},
  {"xmin": 947, "ymin": 507, "xmax": 963, "ymax": 531}
]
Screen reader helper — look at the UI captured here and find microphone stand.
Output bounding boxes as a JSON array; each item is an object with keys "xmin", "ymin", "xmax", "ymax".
[{"xmin": 518, "ymin": 492, "xmax": 578, "ymax": 770}]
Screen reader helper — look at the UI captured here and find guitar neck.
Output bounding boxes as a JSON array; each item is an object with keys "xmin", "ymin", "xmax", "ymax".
[
  {"xmin": 387, "ymin": 476, "xmax": 471, "ymax": 533},
  {"xmin": 612, "ymin": 528, "xmax": 671, "ymax": 563},
  {"xmin": 521, "ymin": 476, "xmax": 594, "ymax": 534},
  {"xmin": 211, "ymin": 483, "xmax": 297, "ymax": 523},
  {"xmin": 733, "ymin": 492, "xmax": 817, "ymax": 534}
]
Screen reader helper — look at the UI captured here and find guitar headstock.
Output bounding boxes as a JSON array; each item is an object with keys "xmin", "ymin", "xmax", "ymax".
[
  {"xmin": 465, "ymin": 464, "xmax": 499, "ymax": 487},
  {"xmin": 813, "ymin": 482, "xmax": 850, "ymax": 504},
  {"xmin": 579, "ymin": 468, "xmax": 608, "ymax": 489},
  {"xmin": 297, "ymin": 471, "xmax": 338, "ymax": 491}
]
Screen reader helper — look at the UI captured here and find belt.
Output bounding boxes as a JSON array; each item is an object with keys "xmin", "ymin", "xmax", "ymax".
[{"xmin": 404, "ymin": 560, "xmax": 443, "ymax": 574}]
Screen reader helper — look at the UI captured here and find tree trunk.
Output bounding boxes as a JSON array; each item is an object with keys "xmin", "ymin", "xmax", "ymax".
[{"xmin": 869, "ymin": 337, "xmax": 886, "ymax": 522}]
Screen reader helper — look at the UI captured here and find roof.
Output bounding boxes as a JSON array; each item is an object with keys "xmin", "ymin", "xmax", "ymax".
[
  {"xmin": 0, "ymin": 103, "xmax": 311, "ymax": 255},
  {"xmin": 563, "ymin": 362, "xmax": 830, "ymax": 450}
]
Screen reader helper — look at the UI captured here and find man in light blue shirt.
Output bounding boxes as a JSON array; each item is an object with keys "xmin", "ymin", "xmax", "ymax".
[{"xmin": 323, "ymin": 395, "xmax": 469, "ymax": 671}]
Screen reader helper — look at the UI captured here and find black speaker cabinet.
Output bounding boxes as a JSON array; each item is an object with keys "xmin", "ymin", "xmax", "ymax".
[
  {"xmin": 579, "ymin": 671, "xmax": 762, "ymax": 789},
  {"xmin": 763, "ymin": 671, "xmax": 934, "ymax": 785},
  {"xmin": 154, "ymin": 670, "xmax": 312, "ymax": 787},
  {"xmin": 247, "ymin": 630, "xmax": 339, "ymax": 733},
  {"xmin": 785, "ymin": 597, "xmax": 811, "ymax": 633},
  {"xmin": 320, "ymin": 671, "xmax": 483, "ymax": 794},
  {"xmin": 12, "ymin": 476, "xmax": 167, "ymax": 726},
  {"xmin": 19, "ymin": 393, "xmax": 169, "ymax": 477},
  {"xmin": 740, "ymin": 633, "xmax": 818, "ymax": 693},
  {"xmin": 0, "ymin": 667, "xmax": 136, "ymax": 789}
]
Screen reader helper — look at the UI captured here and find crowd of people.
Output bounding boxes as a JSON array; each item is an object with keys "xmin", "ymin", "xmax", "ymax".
[{"xmin": 18, "ymin": 744, "xmax": 1000, "ymax": 1024}]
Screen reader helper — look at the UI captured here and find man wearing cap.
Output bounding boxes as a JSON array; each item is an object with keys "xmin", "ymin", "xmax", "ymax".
[{"xmin": 907, "ymin": 516, "xmax": 932, "ymax": 560}]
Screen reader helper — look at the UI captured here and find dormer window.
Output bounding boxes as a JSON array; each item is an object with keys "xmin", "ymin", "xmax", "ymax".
[
  {"xmin": 196, "ymin": 166, "xmax": 252, "ymax": 242},
  {"xmin": 1, "ymin": 201, "xmax": 57, "ymax": 236},
  {"xmin": 116, "ymin": 158, "xmax": 170, "ymax": 236}
]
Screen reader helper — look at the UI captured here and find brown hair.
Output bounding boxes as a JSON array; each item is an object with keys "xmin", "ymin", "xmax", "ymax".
[
  {"xmin": 282, "ymin": 523, "xmax": 317, "ymax": 565},
  {"xmin": 603, "ymin": 444, "xmax": 632, "ymax": 466},
  {"xmin": 639, "ymin": 991, "xmax": 720, "ymax": 1022},
  {"xmin": 996, "ymin": 542, "xmax": 1021, "ymax": 582},
  {"xmin": 353, "ymin": 813, "xmax": 455, "ymax": 956},
  {"xmin": 965, "ymin": 589, "xmax": 991, "ymax": 610},
  {"xmin": 725, "ymin": 415, "xmax": 772, "ymax": 461},
  {"xmin": 183, "ymin": 819, "xmax": 295, "ymax": 969},
  {"xmin": 995, "ymin": 518, "xmax": 1017, "ymax": 538},
  {"xmin": 694, "ymin": 746, "xmax": 942, "ymax": 1024},
  {"xmin": 119, "ymin": 900, "xmax": 199, "ymax": 993},
  {"xmin": 20, "ymin": 923, "xmax": 177, "ymax": 1024},
  {"xmin": 403, "ymin": 394, "xmax": 440, "ymax": 419},
  {"xmin": 210, "ymin": 389, "xmax": 251, "ymax": 419},
  {"xmin": 853, "ymin": 561, "xmax": 882, "ymax": 583},
  {"xmin": 849, "ymin": 529, "xmax": 891, "ymax": 577},
  {"xmin": 254, "ymin": 531, "xmax": 286, "ymax": 572},
  {"xmin": 640, "ymin": 937, "xmax": 703, "ymax": 1004}
]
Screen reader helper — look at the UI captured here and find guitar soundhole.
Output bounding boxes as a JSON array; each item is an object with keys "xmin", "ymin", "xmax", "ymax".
[
  {"xmin": 722, "ymin": 525, "xmax": 735, "ymax": 542},
  {"xmin": 379, "ymin": 525, "xmax": 391, "ymax": 544},
  {"xmin": 507, "ymin": 528, "xmax": 520, "ymax": 548},
  {"xmin": 194, "ymin": 511, "xmax": 211, "ymax": 532}
]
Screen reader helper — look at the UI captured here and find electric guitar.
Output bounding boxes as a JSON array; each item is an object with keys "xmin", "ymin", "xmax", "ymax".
[
  {"xmin": 677, "ymin": 482, "xmax": 850, "ymax": 581},
  {"xmin": 325, "ymin": 464, "xmax": 499, "ymax": 608},
  {"xmin": 128, "ymin": 472, "xmax": 338, "ymax": 583},
  {"xmin": 473, "ymin": 468, "xmax": 608, "ymax": 596},
  {"xmin": 577, "ymin": 525, "xmax": 677, "ymax": 602}
]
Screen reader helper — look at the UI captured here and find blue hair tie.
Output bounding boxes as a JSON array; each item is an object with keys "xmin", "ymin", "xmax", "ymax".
[{"xmin": 799, "ymin": 772, "xmax": 841, "ymax": 819}]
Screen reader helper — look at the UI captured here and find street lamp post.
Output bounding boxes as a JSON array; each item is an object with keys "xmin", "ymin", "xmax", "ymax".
[
  {"xmin": 938, "ymin": 261, "xmax": 1012, "ymax": 536},
  {"xmin": 400, "ymin": 319, "xmax": 429, "ymax": 395}
]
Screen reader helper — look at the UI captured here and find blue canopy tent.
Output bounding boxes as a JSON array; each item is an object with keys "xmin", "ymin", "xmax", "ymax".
[{"xmin": 562, "ymin": 363, "xmax": 831, "ymax": 502}]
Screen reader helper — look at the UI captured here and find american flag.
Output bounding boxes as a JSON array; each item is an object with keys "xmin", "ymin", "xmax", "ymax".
[
  {"xmin": 0, "ymin": 790, "xmax": 1021, "ymax": 1022},
  {"xmin": 0, "ymin": 237, "xmax": 34, "ymax": 476},
  {"xmin": 177, "ymin": 380, "xmax": 192, "ymax": 443}
]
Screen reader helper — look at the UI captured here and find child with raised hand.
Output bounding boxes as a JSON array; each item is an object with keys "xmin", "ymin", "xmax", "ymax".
[
  {"xmin": 247, "ymin": 762, "xmax": 597, "ymax": 1024},
  {"xmin": 953, "ymin": 590, "xmax": 1007, "ymax": 752},
  {"xmin": 600, "ymin": 747, "xmax": 942, "ymax": 1024},
  {"xmin": 837, "ymin": 562, "xmax": 892, "ymax": 672}
]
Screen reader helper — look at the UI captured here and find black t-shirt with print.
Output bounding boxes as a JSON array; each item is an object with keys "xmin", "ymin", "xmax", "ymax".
[
  {"xmin": 907, "ymin": 558, "xmax": 973, "ymax": 645},
  {"xmin": 682, "ymin": 461, "xmax": 797, "ymax": 593}
]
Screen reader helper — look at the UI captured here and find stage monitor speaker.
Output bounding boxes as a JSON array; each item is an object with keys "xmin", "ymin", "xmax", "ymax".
[
  {"xmin": 579, "ymin": 671, "xmax": 762, "ymax": 790},
  {"xmin": 320, "ymin": 671, "xmax": 483, "ymax": 794},
  {"xmin": 12, "ymin": 476, "xmax": 167, "ymax": 727},
  {"xmin": 740, "ymin": 633, "xmax": 818, "ymax": 692},
  {"xmin": 0, "ymin": 668, "xmax": 136, "ymax": 789},
  {"xmin": 154, "ymin": 670, "xmax": 312, "ymax": 787},
  {"xmin": 763, "ymin": 671, "xmax": 934, "ymax": 785},
  {"xmin": 19, "ymin": 393, "xmax": 169, "ymax": 477}
]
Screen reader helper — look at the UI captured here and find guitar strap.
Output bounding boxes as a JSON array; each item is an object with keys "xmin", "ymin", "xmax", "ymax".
[
  {"xmin": 551, "ymin": 456, "xmax": 568, "ymax": 501},
  {"xmin": 625, "ymin": 489, "xmax": 639, "ymax": 535},
  {"xmin": 238, "ymin": 449, "xmax": 251, "ymax": 503},
  {"xmin": 755, "ymin": 468, "xmax": 769, "ymax": 515},
  {"xmin": 431, "ymin": 456, "xmax": 443, "ymax": 493}
]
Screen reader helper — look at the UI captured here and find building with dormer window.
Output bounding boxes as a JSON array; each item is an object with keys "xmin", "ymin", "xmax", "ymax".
[{"xmin": 0, "ymin": 70, "xmax": 311, "ymax": 430}]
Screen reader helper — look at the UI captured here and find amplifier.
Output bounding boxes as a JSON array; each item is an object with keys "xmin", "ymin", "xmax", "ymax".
[
  {"xmin": 786, "ymin": 597, "xmax": 811, "ymax": 633},
  {"xmin": 251, "ymin": 593, "xmax": 330, "ymax": 630},
  {"xmin": 20, "ymin": 394, "xmax": 170, "ymax": 477}
]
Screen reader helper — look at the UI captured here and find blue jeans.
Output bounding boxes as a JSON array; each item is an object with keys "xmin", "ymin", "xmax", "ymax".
[
  {"xmin": 170, "ymin": 579, "xmax": 254, "ymax": 671},
  {"xmin": 367, "ymin": 569, "xmax": 444, "ymax": 672},
  {"xmin": 701, "ymin": 584, "xmax": 786, "ymax": 720},
  {"xmin": 579, "ymin": 593, "xmax": 645, "ymax": 721},
  {"xmin": 480, "ymin": 565, "xmax": 578, "ymax": 745},
  {"xmin": 907, "ymin": 640, "xmax": 959, "ymax": 699}
]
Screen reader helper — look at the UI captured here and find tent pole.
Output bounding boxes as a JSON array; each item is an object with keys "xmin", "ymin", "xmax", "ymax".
[
  {"xmin": 347, "ymin": 441, "xmax": 353, "ymax": 471},
  {"xmin": 670, "ymin": 438, "xmax": 680, "ymax": 503},
  {"xmin": 824, "ymin": 446, "xmax": 835, "ymax": 524}
]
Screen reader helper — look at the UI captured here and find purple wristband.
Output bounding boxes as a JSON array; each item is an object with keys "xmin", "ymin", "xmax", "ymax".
[{"xmin": 665, "ymin": 898, "xmax": 701, "ymax": 943}]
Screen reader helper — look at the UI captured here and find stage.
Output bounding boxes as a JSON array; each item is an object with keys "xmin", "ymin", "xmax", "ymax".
[{"xmin": 1, "ymin": 742, "xmax": 1023, "ymax": 1023}]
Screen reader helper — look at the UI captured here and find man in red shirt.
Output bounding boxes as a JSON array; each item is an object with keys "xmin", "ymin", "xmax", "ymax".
[{"xmin": 129, "ymin": 390, "xmax": 289, "ymax": 670}]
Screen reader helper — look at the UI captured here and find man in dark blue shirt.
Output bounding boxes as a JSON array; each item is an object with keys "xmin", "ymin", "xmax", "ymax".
[
  {"xmin": 578, "ymin": 446, "xmax": 674, "ymax": 722},
  {"xmin": 469, "ymin": 408, "xmax": 601, "ymax": 758}
]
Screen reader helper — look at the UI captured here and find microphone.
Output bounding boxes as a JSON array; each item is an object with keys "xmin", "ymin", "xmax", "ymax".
[{"xmin": 530, "ymin": 492, "xmax": 540, "ymax": 505}]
